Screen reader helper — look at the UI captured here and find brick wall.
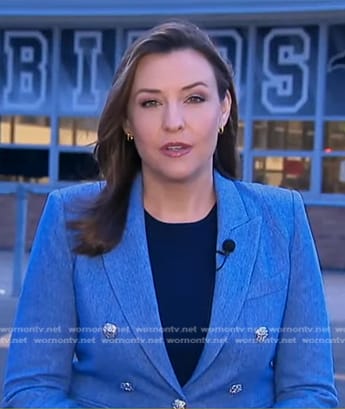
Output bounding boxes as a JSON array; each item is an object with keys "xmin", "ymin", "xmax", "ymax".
[
  {"xmin": 307, "ymin": 206, "xmax": 345, "ymax": 270},
  {"xmin": 0, "ymin": 195, "xmax": 16, "ymax": 250},
  {"xmin": 0, "ymin": 194, "xmax": 345, "ymax": 270},
  {"xmin": 0, "ymin": 194, "xmax": 47, "ymax": 251},
  {"xmin": 26, "ymin": 194, "xmax": 47, "ymax": 249}
]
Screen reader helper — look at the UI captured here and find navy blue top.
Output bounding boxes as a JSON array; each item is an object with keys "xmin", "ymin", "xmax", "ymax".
[{"xmin": 144, "ymin": 205, "xmax": 217, "ymax": 386}]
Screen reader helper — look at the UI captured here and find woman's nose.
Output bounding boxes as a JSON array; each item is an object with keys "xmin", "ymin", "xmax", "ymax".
[{"xmin": 162, "ymin": 103, "xmax": 185, "ymax": 132}]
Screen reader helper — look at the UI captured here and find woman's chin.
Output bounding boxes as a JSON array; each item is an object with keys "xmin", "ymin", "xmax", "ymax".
[{"xmin": 150, "ymin": 167, "xmax": 210, "ymax": 185}]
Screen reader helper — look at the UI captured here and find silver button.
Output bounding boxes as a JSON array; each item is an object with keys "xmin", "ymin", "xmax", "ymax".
[
  {"xmin": 229, "ymin": 383, "xmax": 243, "ymax": 394},
  {"xmin": 270, "ymin": 360, "xmax": 274, "ymax": 368},
  {"xmin": 102, "ymin": 322, "xmax": 118, "ymax": 339},
  {"xmin": 255, "ymin": 326, "xmax": 269, "ymax": 342},
  {"xmin": 120, "ymin": 382, "xmax": 134, "ymax": 392},
  {"xmin": 172, "ymin": 398, "xmax": 186, "ymax": 408}
]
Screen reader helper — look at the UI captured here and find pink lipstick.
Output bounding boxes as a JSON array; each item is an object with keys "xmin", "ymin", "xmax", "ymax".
[{"xmin": 160, "ymin": 142, "xmax": 192, "ymax": 158}]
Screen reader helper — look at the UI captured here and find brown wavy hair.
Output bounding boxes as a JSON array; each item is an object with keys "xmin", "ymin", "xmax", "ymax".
[{"xmin": 70, "ymin": 19, "xmax": 239, "ymax": 256}]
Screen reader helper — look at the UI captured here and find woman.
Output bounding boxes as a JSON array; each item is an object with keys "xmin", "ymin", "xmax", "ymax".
[{"xmin": 2, "ymin": 20, "xmax": 338, "ymax": 408}]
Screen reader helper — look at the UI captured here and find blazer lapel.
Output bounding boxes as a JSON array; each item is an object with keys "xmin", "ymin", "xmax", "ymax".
[
  {"xmin": 102, "ymin": 175, "xmax": 182, "ymax": 394},
  {"xmin": 187, "ymin": 172, "xmax": 262, "ymax": 386}
]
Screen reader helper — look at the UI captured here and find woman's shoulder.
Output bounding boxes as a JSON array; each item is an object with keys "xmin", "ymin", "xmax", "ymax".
[
  {"xmin": 233, "ymin": 179, "xmax": 297, "ymax": 207},
  {"xmin": 229, "ymin": 179, "xmax": 305, "ymax": 231},
  {"xmin": 44, "ymin": 181, "xmax": 106, "ymax": 221},
  {"xmin": 53, "ymin": 180, "xmax": 105, "ymax": 204}
]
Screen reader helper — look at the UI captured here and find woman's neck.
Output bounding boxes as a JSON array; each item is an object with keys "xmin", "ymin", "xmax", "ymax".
[{"xmin": 142, "ymin": 172, "xmax": 216, "ymax": 223}]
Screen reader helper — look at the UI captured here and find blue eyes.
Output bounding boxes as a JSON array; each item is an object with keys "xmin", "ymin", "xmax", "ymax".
[{"xmin": 140, "ymin": 95, "xmax": 205, "ymax": 108}]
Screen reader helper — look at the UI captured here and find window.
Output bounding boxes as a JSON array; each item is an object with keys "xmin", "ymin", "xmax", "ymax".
[
  {"xmin": 0, "ymin": 116, "xmax": 50, "ymax": 182},
  {"xmin": 0, "ymin": 148, "xmax": 49, "ymax": 183},
  {"xmin": 59, "ymin": 117, "xmax": 98, "ymax": 146},
  {"xmin": 253, "ymin": 156, "xmax": 311, "ymax": 190},
  {"xmin": 0, "ymin": 116, "xmax": 50, "ymax": 145},
  {"xmin": 253, "ymin": 121, "xmax": 314, "ymax": 150},
  {"xmin": 58, "ymin": 152, "xmax": 99, "ymax": 181},
  {"xmin": 237, "ymin": 120, "xmax": 244, "ymax": 150},
  {"xmin": 322, "ymin": 157, "xmax": 345, "ymax": 194},
  {"xmin": 324, "ymin": 122, "xmax": 345, "ymax": 151}
]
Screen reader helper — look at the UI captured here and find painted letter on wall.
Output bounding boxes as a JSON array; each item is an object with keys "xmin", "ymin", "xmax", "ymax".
[{"xmin": 4, "ymin": 31, "xmax": 48, "ymax": 109}]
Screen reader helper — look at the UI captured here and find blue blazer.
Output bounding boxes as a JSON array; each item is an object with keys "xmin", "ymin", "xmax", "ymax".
[{"xmin": 2, "ymin": 172, "xmax": 338, "ymax": 408}]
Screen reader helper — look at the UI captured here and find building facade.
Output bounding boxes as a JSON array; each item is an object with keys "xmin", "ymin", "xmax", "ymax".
[{"xmin": 0, "ymin": 1, "xmax": 345, "ymax": 290}]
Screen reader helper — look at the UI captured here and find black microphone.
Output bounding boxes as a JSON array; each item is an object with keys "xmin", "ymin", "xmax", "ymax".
[{"xmin": 216, "ymin": 239, "xmax": 236, "ymax": 271}]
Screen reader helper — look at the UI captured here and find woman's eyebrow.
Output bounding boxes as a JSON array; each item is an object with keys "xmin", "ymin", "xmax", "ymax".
[
  {"xmin": 134, "ymin": 88, "xmax": 161, "ymax": 96},
  {"xmin": 134, "ymin": 81, "xmax": 209, "ymax": 97},
  {"xmin": 181, "ymin": 81, "xmax": 209, "ymax": 91}
]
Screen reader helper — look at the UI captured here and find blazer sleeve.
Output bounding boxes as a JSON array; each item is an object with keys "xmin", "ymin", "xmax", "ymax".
[
  {"xmin": 273, "ymin": 190, "xmax": 338, "ymax": 408},
  {"xmin": 1, "ymin": 190, "xmax": 82, "ymax": 408}
]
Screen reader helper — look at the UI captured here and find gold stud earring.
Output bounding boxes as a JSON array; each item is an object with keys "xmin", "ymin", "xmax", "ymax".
[
  {"xmin": 126, "ymin": 132, "xmax": 134, "ymax": 141},
  {"xmin": 218, "ymin": 126, "xmax": 224, "ymax": 135}
]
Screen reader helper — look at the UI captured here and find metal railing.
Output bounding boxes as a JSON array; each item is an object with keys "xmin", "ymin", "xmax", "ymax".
[{"xmin": 0, "ymin": 183, "xmax": 62, "ymax": 297}]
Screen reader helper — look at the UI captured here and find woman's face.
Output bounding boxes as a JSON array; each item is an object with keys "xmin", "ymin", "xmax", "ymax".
[{"xmin": 125, "ymin": 48, "xmax": 231, "ymax": 184}]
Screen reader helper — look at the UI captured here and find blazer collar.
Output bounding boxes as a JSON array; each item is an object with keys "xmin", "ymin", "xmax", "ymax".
[{"xmin": 102, "ymin": 172, "xmax": 262, "ymax": 393}]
